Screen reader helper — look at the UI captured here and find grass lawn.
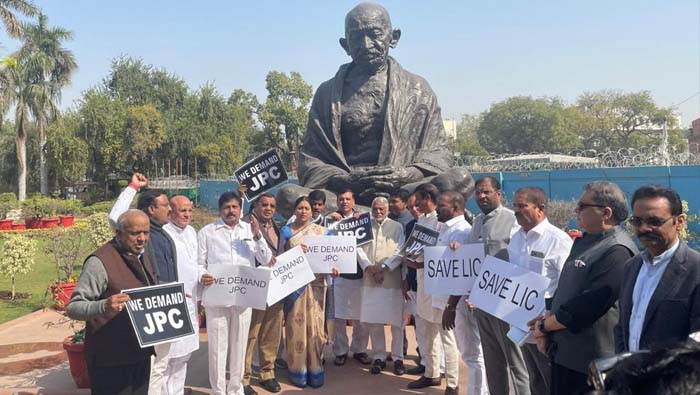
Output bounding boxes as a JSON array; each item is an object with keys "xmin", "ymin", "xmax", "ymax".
[{"xmin": 0, "ymin": 231, "xmax": 89, "ymax": 325}]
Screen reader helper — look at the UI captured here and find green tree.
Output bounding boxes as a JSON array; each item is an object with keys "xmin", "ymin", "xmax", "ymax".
[
  {"xmin": 45, "ymin": 111, "xmax": 88, "ymax": 188},
  {"xmin": 257, "ymin": 71, "xmax": 312, "ymax": 169},
  {"xmin": 0, "ymin": 0, "xmax": 37, "ymax": 38},
  {"xmin": 477, "ymin": 96, "xmax": 583, "ymax": 154},
  {"xmin": 451, "ymin": 114, "xmax": 489, "ymax": 156},
  {"xmin": 125, "ymin": 104, "xmax": 165, "ymax": 166},
  {"xmin": 575, "ymin": 90, "xmax": 678, "ymax": 151},
  {"xmin": 16, "ymin": 13, "xmax": 77, "ymax": 194}
]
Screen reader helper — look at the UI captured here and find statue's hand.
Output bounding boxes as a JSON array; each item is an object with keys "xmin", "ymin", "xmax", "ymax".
[{"xmin": 363, "ymin": 166, "xmax": 423, "ymax": 190}]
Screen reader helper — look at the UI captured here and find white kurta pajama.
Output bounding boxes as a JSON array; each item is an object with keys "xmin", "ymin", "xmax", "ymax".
[
  {"xmin": 162, "ymin": 222, "xmax": 200, "ymax": 395},
  {"xmin": 357, "ymin": 217, "xmax": 405, "ymax": 361},
  {"xmin": 198, "ymin": 219, "xmax": 272, "ymax": 395},
  {"xmin": 414, "ymin": 212, "xmax": 461, "ymax": 389}
]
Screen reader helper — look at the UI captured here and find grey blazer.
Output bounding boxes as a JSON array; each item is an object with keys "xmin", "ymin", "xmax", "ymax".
[{"xmin": 615, "ymin": 241, "xmax": 700, "ymax": 352}]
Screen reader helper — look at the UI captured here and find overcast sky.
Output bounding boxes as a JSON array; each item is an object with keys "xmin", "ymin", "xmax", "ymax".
[{"xmin": 2, "ymin": 0, "xmax": 698, "ymax": 126}]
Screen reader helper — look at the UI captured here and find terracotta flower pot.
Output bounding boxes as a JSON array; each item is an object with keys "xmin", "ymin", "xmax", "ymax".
[
  {"xmin": 25, "ymin": 218, "xmax": 42, "ymax": 229},
  {"xmin": 59, "ymin": 215, "xmax": 75, "ymax": 227},
  {"xmin": 51, "ymin": 282, "xmax": 76, "ymax": 311},
  {"xmin": 41, "ymin": 218, "xmax": 60, "ymax": 229},
  {"xmin": 0, "ymin": 219, "xmax": 12, "ymax": 231},
  {"xmin": 62, "ymin": 337, "xmax": 90, "ymax": 388},
  {"xmin": 11, "ymin": 223, "xmax": 26, "ymax": 230}
]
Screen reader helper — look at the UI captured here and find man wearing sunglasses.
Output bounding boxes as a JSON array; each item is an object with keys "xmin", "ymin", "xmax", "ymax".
[
  {"xmin": 529, "ymin": 182, "xmax": 638, "ymax": 395},
  {"xmin": 615, "ymin": 185, "xmax": 700, "ymax": 354}
]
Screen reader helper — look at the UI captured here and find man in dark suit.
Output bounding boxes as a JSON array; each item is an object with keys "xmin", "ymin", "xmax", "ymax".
[
  {"xmin": 616, "ymin": 185, "xmax": 700, "ymax": 353},
  {"xmin": 242, "ymin": 192, "xmax": 284, "ymax": 395}
]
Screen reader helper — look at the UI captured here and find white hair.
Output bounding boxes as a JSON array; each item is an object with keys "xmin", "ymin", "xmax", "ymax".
[{"xmin": 116, "ymin": 209, "xmax": 149, "ymax": 231}]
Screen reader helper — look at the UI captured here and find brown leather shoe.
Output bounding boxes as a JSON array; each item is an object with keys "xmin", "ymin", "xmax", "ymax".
[
  {"xmin": 445, "ymin": 386, "xmax": 459, "ymax": 395},
  {"xmin": 407, "ymin": 376, "xmax": 442, "ymax": 389}
]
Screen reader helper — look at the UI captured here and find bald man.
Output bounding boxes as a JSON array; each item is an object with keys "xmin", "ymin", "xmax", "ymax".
[
  {"xmin": 67, "ymin": 210, "xmax": 157, "ymax": 395},
  {"xmin": 161, "ymin": 195, "xmax": 200, "ymax": 395}
]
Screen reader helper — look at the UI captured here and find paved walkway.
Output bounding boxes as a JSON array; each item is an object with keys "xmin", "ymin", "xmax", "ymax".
[{"xmin": 0, "ymin": 309, "xmax": 468, "ymax": 394}]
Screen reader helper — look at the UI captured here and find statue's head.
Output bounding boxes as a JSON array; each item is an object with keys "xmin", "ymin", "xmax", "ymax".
[{"xmin": 340, "ymin": 3, "xmax": 401, "ymax": 71}]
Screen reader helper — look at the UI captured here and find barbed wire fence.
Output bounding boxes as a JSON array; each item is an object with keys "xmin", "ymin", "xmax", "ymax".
[{"xmin": 456, "ymin": 146, "xmax": 700, "ymax": 173}]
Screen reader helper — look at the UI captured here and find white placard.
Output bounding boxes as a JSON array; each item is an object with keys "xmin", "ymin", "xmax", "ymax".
[
  {"xmin": 304, "ymin": 235, "xmax": 357, "ymax": 273},
  {"xmin": 424, "ymin": 243, "xmax": 485, "ymax": 296},
  {"xmin": 266, "ymin": 246, "xmax": 316, "ymax": 305},
  {"xmin": 201, "ymin": 265, "xmax": 271, "ymax": 310},
  {"xmin": 469, "ymin": 255, "xmax": 551, "ymax": 331}
]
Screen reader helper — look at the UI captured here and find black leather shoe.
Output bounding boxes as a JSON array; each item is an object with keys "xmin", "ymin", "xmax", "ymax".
[
  {"xmin": 353, "ymin": 352, "xmax": 372, "ymax": 365},
  {"xmin": 407, "ymin": 376, "xmax": 442, "ymax": 389},
  {"xmin": 406, "ymin": 364, "xmax": 425, "ymax": 375},
  {"xmin": 393, "ymin": 359, "xmax": 406, "ymax": 376},
  {"xmin": 370, "ymin": 359, "xmax": 386, "ymax": 374},
  {"xmin": 260, "ymin": 378, "xmax": 281, "ymax": 393},
  {"xmin": 243, "ymin": 385, "xmax": 258, "ymax": 395},
  {"xmin": 445, "ymin": 386, "xmax": 459, "ymax": 395}
]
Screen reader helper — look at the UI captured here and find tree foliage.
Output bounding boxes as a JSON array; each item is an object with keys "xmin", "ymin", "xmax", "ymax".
[
  {"xmin": 477, "ymin": 96, "xmax": 583, "ymax": 154},
  {"xmin": 45, "ymin": 111, "xmax": 88, "ymax": 185},
  {"xmin": 451, "ymin": 114, "xmax": 488, "ymax": 156},
  {"xmin": 0, "ymin": 0, "xmax": 38, "ymax": 38},
  {"xmin": 0, "ymin": 233, "xmax": 36, "ymax": 299}
]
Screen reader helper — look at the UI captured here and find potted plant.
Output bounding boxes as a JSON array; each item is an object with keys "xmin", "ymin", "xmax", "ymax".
[
  {"xmin": 46, "ymin": 227, "xmax": 84, "ymax": 310},
  {"xmin": 21, "ymin": 195, "xmax": 47, "ymax": 229},
  {"xmin": 0, "ymin": 192, "xmax": 17, "ymax": 230},
  {"xmin": 62, "ymin": 327, "xmax": 89, "ymax": 388},
  {"xmin": 41, "ymin": 199, "xmax": 61, "ymax": 229},
  {"xmin": 58, "ymin": 199, "xmax": 81, "ymax": 227}
]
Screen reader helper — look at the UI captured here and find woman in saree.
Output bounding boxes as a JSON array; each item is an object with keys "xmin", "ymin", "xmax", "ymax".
[{"xmin": 280, "ymin": 196, "xmax": 338, "ymax": 388}]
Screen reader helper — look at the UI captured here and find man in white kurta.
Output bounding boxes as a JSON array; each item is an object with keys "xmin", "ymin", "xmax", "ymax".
[
  {"xmin": 437, "ymin": 191, "xmax": 490, "ymax": 395},
  {"xmin": 509, "ymin": 187, "xmax": 573, "ymax": 395},
  {"xmin": 198, "ymin": 192, "xmax": 272, "ymax": 395},
  {"xmin": 162, "ymin": 195, "xmax": 200, "ymax": 395},
  {"xmin": 330, "ymin": 190, "xmax": 370, "ymax": 365},
  {"xmin": 357, "ymin": 197, "xmax": 406, "ymax": 375},
  {"xmin": 408, "ymin": 184, "xmax": 460, "ymax": 394}
]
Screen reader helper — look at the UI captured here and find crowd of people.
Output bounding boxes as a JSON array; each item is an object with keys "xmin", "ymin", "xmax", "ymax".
[{"xmin": 66, "ymin": 172, "xmax": 700, "ymax": 395}]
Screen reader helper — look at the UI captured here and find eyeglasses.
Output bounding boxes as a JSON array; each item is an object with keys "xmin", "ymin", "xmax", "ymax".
[
  {"xmin": 628, "ymin": 216, "xmax": 674, "ymax": 227},
  {"xmin": 576, "ymin": 202, "xmax": 607, "ymax": 212}
]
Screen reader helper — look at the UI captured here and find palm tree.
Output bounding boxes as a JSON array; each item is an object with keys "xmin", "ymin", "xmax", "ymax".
[
  {"xmin": 0, "ymin": 0, "xmax": 38, "ymax": 38},
  {"xmin": 16, "ymin": 13, "xmax": 77, "ymax": 194},
  {"xmin": 0, "ymin": 57, "xmax": 31, "ymax": 200}
]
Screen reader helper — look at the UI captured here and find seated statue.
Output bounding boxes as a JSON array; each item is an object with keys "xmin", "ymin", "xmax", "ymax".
[{"xmin": 279, "ymin": 2, "xmax": 472, "ymax": 217}]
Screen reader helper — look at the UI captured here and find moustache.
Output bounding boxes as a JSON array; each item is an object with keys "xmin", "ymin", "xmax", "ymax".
[{"xmin": 638, "ymin": 232, "xmax": 661, "ymax": 241}]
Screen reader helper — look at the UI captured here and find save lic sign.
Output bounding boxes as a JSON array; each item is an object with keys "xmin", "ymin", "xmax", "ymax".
[{"xmin": 123, "ymin": 282, "xmax": 195, "ymax": 348}]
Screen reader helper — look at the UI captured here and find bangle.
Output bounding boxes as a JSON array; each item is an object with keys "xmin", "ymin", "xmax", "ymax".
[{"xmin": 538, "ymin": 318, "xmax": 548, "ymax": 334}]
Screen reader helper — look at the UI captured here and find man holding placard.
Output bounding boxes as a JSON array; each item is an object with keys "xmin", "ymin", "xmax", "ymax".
[
  {"xmin": 433, "ymin": 190, "xmax": 490, "ymax": 395},
  {"xmin": 240, "ymin": 192, "xmax": 285, "ymax": 394},
  {"xmin": 356, "ymin": 197, "xmax": 406, "ymax": 375},
  {"xmin": 407, "ymin": 183, "xmax": 462, "ymax": 394},
  {"xmin": 457, "ymin": 176, "xmax": 525, "ymax": 395},
  {"xmin": 330, "ymin": 189, "xmax": 372, "ymax": 366},
  {"xmin": 67, "ymin": 210, "xmax": 157, "ymax": 395},
  {"xmin": 198, "ymin": 192, "xmax": 273, "ymax": 395},
  {"xmin": 509, "ymin": 187, "xmax": 572, "ymax": 395}
]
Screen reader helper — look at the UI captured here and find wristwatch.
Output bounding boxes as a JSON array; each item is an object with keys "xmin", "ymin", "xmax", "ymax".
[{"xmin": 538, "ymin": 318, "xmax": 548, "ymax": 334}]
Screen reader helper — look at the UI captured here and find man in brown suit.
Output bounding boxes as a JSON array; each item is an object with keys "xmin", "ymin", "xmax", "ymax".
[
  {"xmin": 67, "ymin": 210, "xmax": 157, "ymax": 395},
  {"xmin": 241, "ymin": 192, "xmax": 284, "ymax": 395}
]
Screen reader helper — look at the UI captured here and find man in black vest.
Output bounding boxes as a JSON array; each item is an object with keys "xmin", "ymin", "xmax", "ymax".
[
  {"xmin": 67, "ymin": 210, "xmax": 157, "ymax": 395},
  {"xmin": 529, "ymin": 181, "xmax": 638, "ymax": 395},
  {"xmin": 108, "ymin": 173, "xmax": 178, "ymax": 395}
]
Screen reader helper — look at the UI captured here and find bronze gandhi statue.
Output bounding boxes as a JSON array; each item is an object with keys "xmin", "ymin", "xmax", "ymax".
[{"xmin": 278, "ymin": 2, "xmax": 472, "ymax": 217}]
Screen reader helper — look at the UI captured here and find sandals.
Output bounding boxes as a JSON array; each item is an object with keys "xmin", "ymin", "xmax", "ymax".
[{"xmin": 334, "ymin": 354, "xmax": 348, "ymax": 366}]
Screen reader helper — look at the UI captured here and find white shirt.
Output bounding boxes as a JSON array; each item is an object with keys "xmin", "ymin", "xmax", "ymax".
[
  {"xmin": 507, "ymin": 218, "xmax": 573, "ymax": 299},
  {"xmin": 438, "ymin": 215, "xmax": 472, "ymax": 246},
  {"xmin": 197, "ymin": 218, "xmax": 272, "ymax": 274},
  {"xmin": 108, "ymin": 185, "xmax": 137, "ymax": 229},
  {"xmin": 163, "ymin": 222, "xmax": 200, "ymax": 357},
  {"xmin": 628, "ymin": 239, "xmax": 680, "ymax": 352}
]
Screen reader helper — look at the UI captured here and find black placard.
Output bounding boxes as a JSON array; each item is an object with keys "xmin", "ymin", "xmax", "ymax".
[
  {"xmin": 326, "ymin": 212, "xmax": 373, "ymax": 246},
  {"xmin": 123, "ymin": 283, "xmax": 195, "ymax": 348},
  {"xmin": 234, "ymin": 149, "xmax": 289, "ymax": 201},
  {"xmin": 397, "ymin": 224, "xmax": 440, "ymax": 259}
]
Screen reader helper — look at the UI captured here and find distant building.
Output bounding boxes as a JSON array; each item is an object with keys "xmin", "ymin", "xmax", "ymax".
[
  {"xmin": 690, "ymin": 118, "xmax": 700, "ymax": 155},
  {"xmin": 443, "ymin": 119, "xmax": 457, "ymax": 139}
]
